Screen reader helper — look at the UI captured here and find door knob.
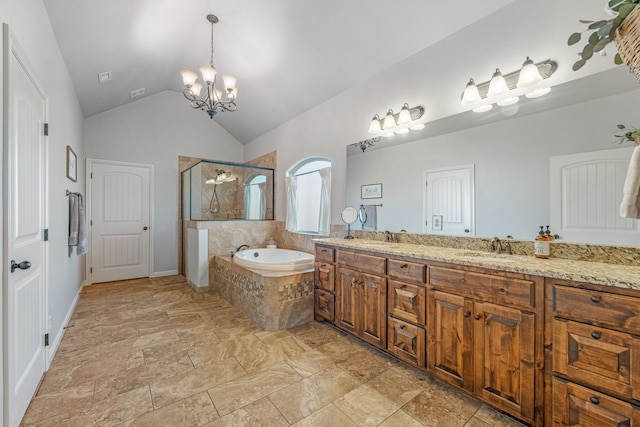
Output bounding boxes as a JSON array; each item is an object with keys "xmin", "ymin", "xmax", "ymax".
[
  {"xmin": 10, "ymin": 260, "xmax": 32, "ymax": 273},
  {"xmin": 143, "ymin": 226, "xmax": 148, "ymax": 230}
]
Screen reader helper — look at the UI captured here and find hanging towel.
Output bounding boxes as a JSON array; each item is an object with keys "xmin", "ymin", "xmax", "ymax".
[
  {"xmin": 68, "ymin": 194, "xmax": 79, "ymax": 246},
  {"xmin": 76, "ymin": 193, "xmax": 87, "ymax": 255},
  {"xmin": 68, "ymin": 193, "xmax": 88, "ymax": 255},
  {"xmin": 620, "ymin": 144, "xmax": 640, "ymax": 219},
  {"xmin": 360, "ymin": 204, "xmax": 378, "ymax": 230}
]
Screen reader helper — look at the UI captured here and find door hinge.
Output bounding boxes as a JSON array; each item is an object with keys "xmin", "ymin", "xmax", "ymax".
[
  {"xmin": 90, "ymin": 267, "xmax": 93, "ymax": 273},
  {"xmin": 44, "ymin": 333, "xmax": 49, "ymax": 346},
  {"xmin": 44, "ymin": 123, "xmax": 49, "ymax": 136},
  {"xmin": 90, "ymin": 219, "xmax": 93, "ymax": 226},
  {"xmin": 43, "ymin": 229, "xmax": 49, "ymax": 241},
  {"xmin": 90, "ymin": 172, "xmax": 93, "ymax": 179},
  {"xmin": 425, "ymin": 181, "xmax": 428, "ymax": 187}
]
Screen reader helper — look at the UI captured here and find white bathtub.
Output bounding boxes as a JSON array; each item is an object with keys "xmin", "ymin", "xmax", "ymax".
[{"xmin": 233, "ymin": 248, "xmax": 315, "ymax": 271}]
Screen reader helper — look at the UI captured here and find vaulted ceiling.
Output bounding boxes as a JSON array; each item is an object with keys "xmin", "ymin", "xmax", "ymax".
[{"xmin": 42, "ymin": 0, "xmax": 631, "ymax": 144}]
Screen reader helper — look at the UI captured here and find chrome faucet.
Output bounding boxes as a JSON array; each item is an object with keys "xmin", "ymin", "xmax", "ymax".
[{"xmin": 231, "ymin": 244, "xmax": 250, "ymax": 257}]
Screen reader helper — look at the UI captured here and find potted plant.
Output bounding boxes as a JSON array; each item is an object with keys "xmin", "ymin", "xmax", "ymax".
[{"xmin": 568, "ymin": 0, "xmax": 640, "ymax": 71}]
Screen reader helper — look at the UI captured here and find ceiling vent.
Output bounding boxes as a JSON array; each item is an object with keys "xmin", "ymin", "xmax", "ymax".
[
  {"xmin": 98, "ymin": 71, "xmax": 111, "ymax": 83},
  {"xmin": 130, "ymin": 88, "xmax": 145, "ymax": 98}
]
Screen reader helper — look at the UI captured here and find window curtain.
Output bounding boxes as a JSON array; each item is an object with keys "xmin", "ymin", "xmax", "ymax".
[
  {"xmin": 243, "ymin": 183, "xmax": 251, "ymax": 219},
  {"xmin": 285, "ymin": 175, "xmax": 298, "ymax": 231},
  {"xmin": 317, "ymin": 166, "xmax": 331, "ymax": 236},
  {"xmin": 258, "ymin": 182, "xmax": 267, "ymax": 219}
]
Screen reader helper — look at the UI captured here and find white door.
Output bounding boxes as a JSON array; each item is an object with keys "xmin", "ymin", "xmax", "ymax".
[
  {"xmin": 4, "ymin": 26, "xmax": 48, "ymax": 427},
  {"xmin": 424, "ymin": 165, "xmax": 475, "ymax": 236},
  {"xmin": 89, "ymin": 161, "xmax": 152, "ymax": 283}
]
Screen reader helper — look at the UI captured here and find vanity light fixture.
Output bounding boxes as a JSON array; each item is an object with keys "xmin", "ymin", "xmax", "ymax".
[
  {"xmin": 461, "ymin": 57, "xmax": 557, "ymax": 113},
  {"xmin": 180, "ymin": 14, "xmax": 238, "ymax": 119},
  {"xmin": 368, "ymin": 103, "xmax": 425, "ymax": 136}
]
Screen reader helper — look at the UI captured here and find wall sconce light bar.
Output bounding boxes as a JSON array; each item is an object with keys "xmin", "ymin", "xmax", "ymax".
[
  {"xmin": 368, "ymin": 104, "xmax": 424, "ymax": 134},
  {"xmin": 472, "ymin": 59, "xmax": 557, "ymax": 99}
]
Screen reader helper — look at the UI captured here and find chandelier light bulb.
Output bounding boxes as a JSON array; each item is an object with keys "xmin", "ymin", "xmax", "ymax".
[
  {"xmin": 190, "ymin": 83, "xmax": 203, "ymax": 98},
  {"xmin": 461, "ymin": 78, "xmax": 481, "ymax": 105},
  {"xmin": 368, "ymin": 114, "xmax": 382, "ymax": 133},
  {"xmin": 181, "ymin": 70, "xmax": 198, "ymax": 88},
  {"xmin": 517, "ymin": 57, "xmax": 543, "ymax": 88},
  {"xmin": 222, "ymin": 75, "xmax": 237, "ymax": 91},
  {"xmin": 382, "ymin": 109, "xmax": 396, "ymax": 130},
  {"xmin": 487, "ymin": 69, "xmax": 509, "ymax": 98},
  {"xmin": 200, "ymin": 66, "xmax": 217, "ymax": 84}
]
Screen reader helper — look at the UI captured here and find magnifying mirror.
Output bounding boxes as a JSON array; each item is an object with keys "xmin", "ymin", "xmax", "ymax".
[
  {"xmin": 341, "ymin": 206, "xmax": 358, "ymax": 239},
  {"xmin": 358, "ymin": 205, "xmax": 367, "ymax": 229}
]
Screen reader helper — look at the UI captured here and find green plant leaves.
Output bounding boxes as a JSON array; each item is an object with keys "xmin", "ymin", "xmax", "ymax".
[
  {"xmin": 594, "ymin": 36, "xmax": 611, "ymax": 52},
  {"xmin": 572, "ymin": 59, "xmax": 586, "ymax": 71},
  {"xmin": 615, "ymin": 52, "xmax": 624, "ymax": 64},
  {"xmin": 568, "ymin": 32, "xmax": 581, "ymax": 45}
]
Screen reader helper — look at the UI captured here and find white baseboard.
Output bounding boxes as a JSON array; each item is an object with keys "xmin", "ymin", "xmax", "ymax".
[
  {"xmin": 152, "ymin": 270, "xmax": 179, "ymax": 278},
  {"xmin": 46, "ymin": 286, "xmax": 81, "ymax": 367}
]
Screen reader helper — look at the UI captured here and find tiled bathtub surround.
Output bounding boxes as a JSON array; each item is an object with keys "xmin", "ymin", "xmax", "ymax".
[
  {"xmin": 352, "ymin": 230, "xmax": 640, "ymax": 266},
  {"xmin": 212, "ymin": 256, "xmax": 314, "ymax": 331}
]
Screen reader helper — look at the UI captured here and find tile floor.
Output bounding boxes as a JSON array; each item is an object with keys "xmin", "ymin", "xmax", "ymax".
[{"xmin": 21, "ymin": 275, "xmax": 525, "ymax": 426}]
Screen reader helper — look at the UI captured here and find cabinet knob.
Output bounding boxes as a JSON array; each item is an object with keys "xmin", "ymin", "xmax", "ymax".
[
  {"xmin": 474, "ymin": 314, "xmax": 481, "ymax": 320},
  {"xmin": 400, "ymin": 263, "xmax": 408, "ymax": 269},
  {"xmin": 400, "ymin": 324, "xmax": 405, "ymax": 329},
  {"xmin": 591, "ymin": 331, "xmax": 601, "ymax": 340},
  {"xmin": 590, "ymin": 295, "xmax": 601, "ymax": 303},
  {"xmin": 589, "ymin": 396, "xmax": 600, "ymax": 405},
  {"xmin": 463, "ymin": 311, "xmax": 471, "ymax": 318}
]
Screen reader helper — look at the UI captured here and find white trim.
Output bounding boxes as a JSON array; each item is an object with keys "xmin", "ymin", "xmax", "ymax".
[
  {"xmin": 152, "ymin": 270, "xmax": 179, "ymax": 278},
  {"xmin": 85, "ymin": 158, "xmax": 155, "ymax": 285},
  {"xmin": 46, "ymin": 287, "xmax": 80, "ymax": 366}
]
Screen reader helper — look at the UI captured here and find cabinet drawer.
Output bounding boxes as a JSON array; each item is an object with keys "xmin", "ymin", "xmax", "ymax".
[
  {"xmin": 314, "ymin": 288, "xmax": 334, "ymax": 322},
  {"xmin": 429, "ymin": 266, "xmax": 536, "ymax": 309},
  {"xmin": 553, "ymin": 318, "xmax": 640, "ymax": 401},
  {"xmin": 388, "ymin": 317, "xmax": 425, "ymax": 368},
  {"xmin": 336, "ymin": 250, "xmax": 386, "ymax": 275},
  {"xmin": 315, "ymin": 246, "xmax": 335, "ymax": 263},
  {"xmin": 388, "ymin": 259, "xmax": 426, "ymax": 283},
  {"xmin": 388, "ymin": 279, "xmax": 425, "ymax": 325},
  {"xmin": 315, "ymin": 261, "xmax": 335, "ymax": 292},
  {"xmin": 553, "ymin": 377, "xmax": 640, "ymax": 426},
  {"xmin": 553, "ymin": 284, "xmax": 640, "ymax": 332}
]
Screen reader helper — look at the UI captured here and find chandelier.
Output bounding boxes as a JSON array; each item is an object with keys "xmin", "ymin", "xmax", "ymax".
[{"xmin": 180, "ymin": 14, "xmax": 238, "ymax": 119}]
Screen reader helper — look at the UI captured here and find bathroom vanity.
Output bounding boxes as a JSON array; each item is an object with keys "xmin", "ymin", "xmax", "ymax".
[{"xmin": 313, "ymin": 239, "xmax": 640, "ymax": 427}]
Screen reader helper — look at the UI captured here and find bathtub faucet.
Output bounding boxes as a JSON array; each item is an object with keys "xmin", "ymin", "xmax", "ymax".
[{"xmin": 231, "ymin": 244, "xmax": 250, "ymax": 257}]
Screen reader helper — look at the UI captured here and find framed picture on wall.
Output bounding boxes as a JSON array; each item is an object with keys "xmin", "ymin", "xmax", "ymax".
[
  {"xmin": 66, "ymin": 146, "xmax": 77, "ymax": 182},
  {"xmin": 361, "ymin": 183, "xmax": 382, "ymax": 199}
]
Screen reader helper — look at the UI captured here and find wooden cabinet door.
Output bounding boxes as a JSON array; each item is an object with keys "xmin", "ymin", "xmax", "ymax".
[
  {"xmin": 388, "ymin": 317, "xmax": 425, "ymax": 368},
  {"xmin": 315, "ymin": 261, "xmax": 335, "ymax": 292},
  {"xmin": 336, "ymin": 267, "xmax": 358, "ymax": 335},
  {"xmin": 474, "ymin": 301, "xmax": 536, "ymax": 423},
  {"xmin": 314, "ymin": 288, "xmax": 334, "ymax": 322},
  {"xmin": 553, "ymin": 377, "xmax": 640, "ymax": 426},
  {"xmin": 388, "ymin": 279, "xmax": 425, "ymax": 325},
  {"xmin": 360, "ymin": 271, "xmax": 387, "ymax": 349},
  {"xmin": 427, "ymin": 290, "xmax": 473, "ymax": 390}
]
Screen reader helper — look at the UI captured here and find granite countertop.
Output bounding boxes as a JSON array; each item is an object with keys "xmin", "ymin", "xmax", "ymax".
[{"xmin": 314, "ymin": 238, "xmax": 640, "ymax": 291}]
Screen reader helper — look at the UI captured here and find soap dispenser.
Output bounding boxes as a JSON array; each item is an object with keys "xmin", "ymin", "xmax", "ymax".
[
  {"xmin": 534, "ymin": 226, "xmax": 550, "ymax": 259},
  {"xmin": 266, "ymin": 238, "xmax": 277, "ymax": 249}
]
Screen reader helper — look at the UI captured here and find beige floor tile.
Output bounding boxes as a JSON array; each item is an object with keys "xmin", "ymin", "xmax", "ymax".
[
  {"xmin": 150, "ymin": 358, "xmax": 246, "ymax": 408},
  {"xmin": 377, "ymin": 409, "xmax": 425, "ymax": 427},
  {"xmin": 123, "ymin": 391, "xmax": 219, "ymax": 427},
  {"xmin": 335, "ymin": 346, "xmax": 397, "ymax": 382},
  {"xmin": 402, "ymin": 381, "xmax": 482, "ymax": 427},
  {"xmin": 67, "ymin": 385, "xmax": 153, "ymax": 426},
  {"xmin": 203, "ymin": 397, "xmax": 289, "ymax": 427},
  {"xmin": 366, "ymin": 365, "xmax": 433, "ymax": 406},
  {"xmin": 334, "ymin": 384, "xmax": 402, "ymax": 425},
  {"xmin": 468, "ymin": 404, "xmax": 527, "ymax": 427},
  {"xmin": 268, "ymin": 365, "xmax": 362, "ymax": 423},
  {"xmin": 21, "ymin": 382, "xmax": 95, "ymax": 425},
  {"xmin": 208, "ymin": 361, "xmax": 302, "ymax": 415},
  {"xmin": 235, "ymin": 335, "xmax": 311, "ymax": 372},
  {"xmin": 290, "ymin": 403, "xmax": 358, "ymax": 427}
]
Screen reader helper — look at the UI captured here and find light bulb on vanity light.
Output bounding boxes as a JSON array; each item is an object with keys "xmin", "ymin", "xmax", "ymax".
[
  {"xmin": 382, "ymin": 109, "xmax": 397, "ymax": 130},
  {"xmin": 397, "ymin": 103, "xmax": 412, "ymax": 124},
  {"xmin": 368, "ymin": 114, "xmax": 382, "ymax": 133},
  {"xmin": 461, "ymin": 78, "xmax": 481, "ymax": 105},
  {"xmin": 487, "ymin": 69, "xmax": 509, "ymax": 98},
  {"xmin": 517, "ymin": 57, "xmax": 543, "ymax": 89}
]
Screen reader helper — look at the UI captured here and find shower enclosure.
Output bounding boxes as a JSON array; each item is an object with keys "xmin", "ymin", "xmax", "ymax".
[{"xmin": 182, "ymin": 160, "xmax": 274, "ymax": 220}]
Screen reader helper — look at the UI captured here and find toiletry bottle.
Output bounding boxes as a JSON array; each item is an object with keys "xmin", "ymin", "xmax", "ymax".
[
  {"xmin": 534, "ymin": 226, "xmax": 550, "ymax": 259},
  {"xmin": 545, "ymin": 225, "xmax": 554, "ymax": 241}
]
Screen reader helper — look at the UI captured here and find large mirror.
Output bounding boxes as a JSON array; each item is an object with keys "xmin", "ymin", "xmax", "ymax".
[{"xmin": 346, "ymin": 67, "xmax": 640, "ymax": 244}]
